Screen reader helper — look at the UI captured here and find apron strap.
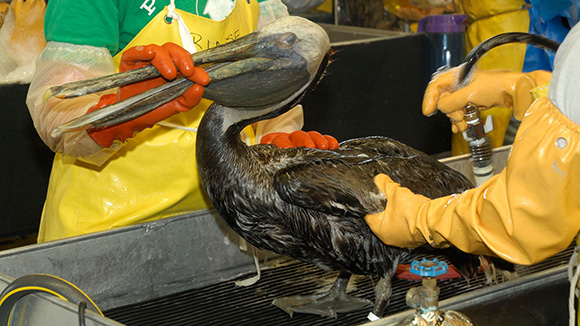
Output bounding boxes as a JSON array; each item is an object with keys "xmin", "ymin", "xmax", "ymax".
[{"xmin": 165, "ymin": 0, "xmax": 197, "ymax": 54}]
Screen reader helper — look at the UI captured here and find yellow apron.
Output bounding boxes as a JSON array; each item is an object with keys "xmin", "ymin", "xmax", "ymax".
[{"xmin": 38, "ymin": 2, "xmax": 260, "ymax": 242}]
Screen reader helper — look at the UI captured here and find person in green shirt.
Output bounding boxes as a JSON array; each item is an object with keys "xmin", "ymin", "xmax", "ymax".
[{"xmin": 25, "ymin": 0, "xmax": 336, "ymax": 242}]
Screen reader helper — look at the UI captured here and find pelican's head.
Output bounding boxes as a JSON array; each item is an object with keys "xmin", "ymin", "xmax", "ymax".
[{"xmin": 201, "ymin": 16, "xmax": 331, "ymax": 109}]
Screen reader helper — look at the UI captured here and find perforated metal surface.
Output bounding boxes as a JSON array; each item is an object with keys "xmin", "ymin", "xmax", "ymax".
[{"xmin": 104, "ymin": 246, "xmax": 573, "ymax": 326}]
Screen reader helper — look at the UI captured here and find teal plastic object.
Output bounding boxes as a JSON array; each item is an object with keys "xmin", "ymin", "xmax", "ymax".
[{"xmin": 409, "ymin": 259, "xmax": 449, "ymax": 278}]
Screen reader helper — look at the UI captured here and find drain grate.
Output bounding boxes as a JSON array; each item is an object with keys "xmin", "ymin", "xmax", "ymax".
[{"xmin": 105, "ymin": 246, "xmax": 574, "ymax": 326}]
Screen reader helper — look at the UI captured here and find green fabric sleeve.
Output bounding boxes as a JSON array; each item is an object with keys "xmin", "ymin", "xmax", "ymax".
[{"xmin": 45, "ymin": 0, "xmax": 121, "ymax": 54}]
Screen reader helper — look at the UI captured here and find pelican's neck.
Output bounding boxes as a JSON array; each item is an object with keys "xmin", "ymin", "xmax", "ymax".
[
  {"xmin": 200, "ymin": 104, "xmax": 276, "ymax": 144},
  {"xmin": 196, "ymin": 89, "xmax": 309, "ymax": 187},
  {"xmin": 196, "ymin": 104, "xmax": 273, "ymax": 174},
  {"xmin": 198, "ymin": 101, "xmax": 298, "ymax": 149}
]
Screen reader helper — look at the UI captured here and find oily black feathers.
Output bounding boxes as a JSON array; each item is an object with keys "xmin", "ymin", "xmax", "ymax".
[{"xmin": 263, "ymin": 136, "xmax": 473, "ymax": 218}]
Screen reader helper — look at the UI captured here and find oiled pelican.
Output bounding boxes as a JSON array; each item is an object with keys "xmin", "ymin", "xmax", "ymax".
[
  {"xmin": 194, "ymin": 17, "xmax": 482, "ymax": 318},
  {"xmin": 52, "ymin": 16, "xmax": 518, "ymax": 318}
]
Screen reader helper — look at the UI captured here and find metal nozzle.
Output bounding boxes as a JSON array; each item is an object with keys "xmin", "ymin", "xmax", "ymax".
[{"xmin": 462, "ymin": 104, "xmax": 494, "ymax": 186}]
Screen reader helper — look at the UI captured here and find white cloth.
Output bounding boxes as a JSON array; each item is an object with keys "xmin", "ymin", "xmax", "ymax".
[
  {"xmin": 549, "ymin": 22, "xmax": 580, "ymax": 125},
  {"xmin": 255, "ymin": 104, "xmax": 304, "ymax": 141}
]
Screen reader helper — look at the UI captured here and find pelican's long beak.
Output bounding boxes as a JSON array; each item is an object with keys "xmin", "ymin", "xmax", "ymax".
[
  {"xmin": 51, "ymin": 16, "xmax": 330, "ymax": 137},
  {"xmin": 45, "ymin": 32, "xmax": 262, "ymax": 101}
]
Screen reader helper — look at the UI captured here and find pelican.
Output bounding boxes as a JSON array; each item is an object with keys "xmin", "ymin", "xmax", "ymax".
[
  {"xmin": 193, "ymin": 17, "xmax": 481, "ymax": 317},
  {"xmin": 52, "ymin": 17, "xmax": 514, "ymax": 318}
]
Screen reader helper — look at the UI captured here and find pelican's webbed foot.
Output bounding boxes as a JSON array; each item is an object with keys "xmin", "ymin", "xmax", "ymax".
[
  {"xmin": 272, "ymin": 272, "xmax": 371, "ymax": 318},
  {"xmin": 371, "ymin": 276, "xmax": 393, "ymax": 318}
]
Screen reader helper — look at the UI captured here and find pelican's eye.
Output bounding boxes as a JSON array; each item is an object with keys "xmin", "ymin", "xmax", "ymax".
[{"xmin": 281, "ymin": 32, "xmax": 298, "ymax": 47}]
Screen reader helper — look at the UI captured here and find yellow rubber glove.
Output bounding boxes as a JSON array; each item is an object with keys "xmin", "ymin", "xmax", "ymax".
[
  {"xmin": 366, "ymin": 97, "xmax": 580, "ymax": 265},
  {"xmin": 3, "ymin": 0, "xmax": 46, "ymax": 59},
  {"xmin": 0, "ymin": 0, "xmax": 46, "ymax": 83},
  {"xmin": 422, "ymin": 65, "xmax": 552, "ymax": 133}
]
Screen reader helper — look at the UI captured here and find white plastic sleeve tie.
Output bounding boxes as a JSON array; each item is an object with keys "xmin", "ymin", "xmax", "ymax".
[
  {"xmin": 165, "ymin": 0, "xmax": 197, "ymax": 54},
  {"xmin": 156, "ymin": 121, "xmax": 198, "ymax": 132}
]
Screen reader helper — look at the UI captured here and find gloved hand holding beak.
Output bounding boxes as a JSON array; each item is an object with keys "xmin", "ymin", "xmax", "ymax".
[
  {"xmin": 87, "ymin": 42, "xmax": 210, "ymax": 147},
  {"xmin": 422, "ymin": 65, "xmax": 552, "ymax": 133}
]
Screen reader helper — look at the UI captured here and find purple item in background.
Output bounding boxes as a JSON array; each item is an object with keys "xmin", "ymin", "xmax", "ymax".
[
  {"xmin": 418, "ymin": 14, "xmax": 468, "ymax": 86},
  {"xmin": 418, "ymin": 14, "xmax": 468, "ymax": 33}
]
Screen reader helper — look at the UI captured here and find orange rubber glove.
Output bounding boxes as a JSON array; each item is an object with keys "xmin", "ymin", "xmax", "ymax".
[
  {"xmin": 423, "ymin": 65, "xmax": 552, "ymax": 133},
  {"xmin": 87, "ymin": 43, "xmax": 210, "ymax": 147},
  {"xmin": 365, "ymin": 97, "xmax": 580, "ymax": 265},
  {"xmin": 260, "ymin": 130, "xmax": 339, "ymax": 150}
]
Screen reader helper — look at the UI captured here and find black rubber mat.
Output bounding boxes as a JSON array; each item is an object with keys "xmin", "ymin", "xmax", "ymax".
[{"xmin": 104, "ymin": 246, "xmax": 574, "ymax": 326}]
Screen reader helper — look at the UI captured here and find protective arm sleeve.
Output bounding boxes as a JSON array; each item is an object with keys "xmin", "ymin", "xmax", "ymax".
[
  {"xmin": 365, "ymin": 97, "xmax": 580, "ymax": 265},
  {"xmin": 26, "ymin": 41, "xmax": 119, "ymax": 165}
]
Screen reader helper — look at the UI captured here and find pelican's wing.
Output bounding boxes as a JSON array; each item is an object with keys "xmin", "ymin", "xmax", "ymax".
[
  {"xmin": 335, "ymin": 136, "xmax": 474, "ymax": 198},
  {"xmin": 273, "ymin": 158, "xmax": 387, "ymax": 218},
  {"xmin": 268, "ymin": 136, "xmax": 473, "ymax": 218}
]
